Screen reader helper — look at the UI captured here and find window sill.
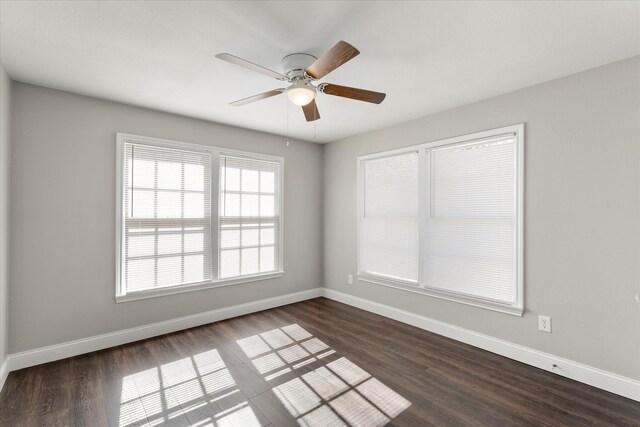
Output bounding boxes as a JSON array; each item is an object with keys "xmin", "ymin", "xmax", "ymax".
[
  {"xmin": 116, "ymin": 271, "xmax": 284, "ymax": 303},
  {"xmin": 356, "ymin": 273, "xmax": 523, "ymax": 316}
]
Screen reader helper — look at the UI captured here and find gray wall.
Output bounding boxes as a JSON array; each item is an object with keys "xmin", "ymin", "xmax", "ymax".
[
  {"xmin": 0, "ymin": 64, "xmax": 11, "ymax": 369},
  {"xmin": 324, "ymin": 56, "xmax": 640, "ymax": 379},
  {"xmin": 9, "ymin": 83, "xmax": 323, "ymax": 354},
  {"xmin": 7, "ymin": 57, "xmax": 640, "ymax": 382}
]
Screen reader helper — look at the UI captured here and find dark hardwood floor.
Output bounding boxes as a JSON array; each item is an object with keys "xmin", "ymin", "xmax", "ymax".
[{"xmin": 1, "ymin": 297, "xmax": 639, "ymax": 426}]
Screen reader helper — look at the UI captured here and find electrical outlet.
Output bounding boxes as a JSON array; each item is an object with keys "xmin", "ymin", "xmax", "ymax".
[
  {"xmin": 538, "ymin": 315, "xmax": 552, "ymax": 333},
  {"xmin": 347, "ymin": 274, "xmax": 354, "ymax": 285}
]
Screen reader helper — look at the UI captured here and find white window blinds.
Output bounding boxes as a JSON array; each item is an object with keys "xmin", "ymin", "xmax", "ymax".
[
  {"xmin": 425, "ymin": 134, "xmax": 517, "ymax": 304},
  {"xmin": 360, "ymin": 152, "xmax": 419, "ymax": 283},
  {"xmin": 357, "ymin": 125, "xmax": 523, "ymax": 315},
  {"xmin": 123, "ymin": 143, "xmax": 212, "ymax": 293},
  {"xmin": 218, "ymin": 155, "xmax": 281, "ymax": 279}
]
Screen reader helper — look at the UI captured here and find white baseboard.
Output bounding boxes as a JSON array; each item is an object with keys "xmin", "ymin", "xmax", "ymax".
[
  {"xmin": 0, "ymin": 357, "xmax": 8, "ymax": 393},
  {"xmin": 4, "ymin": 286, "xmax": 638, "ymax": 402},
  {"xmin": 7, "ymin": 287, "xmax": 323, "ymax": 373},
  {"xmin": 322, "ymin": 288, "xmax": 640, "ymax": 402}
]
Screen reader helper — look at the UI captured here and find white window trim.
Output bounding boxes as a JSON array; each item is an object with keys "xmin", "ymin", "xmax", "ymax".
[
  {"xmin": 356, "ymin": 124, "xmax": 524, "ymax": 316},
  {"xmin": 115, "ymin": 132, "xmax": 285, "ymax": 303}
]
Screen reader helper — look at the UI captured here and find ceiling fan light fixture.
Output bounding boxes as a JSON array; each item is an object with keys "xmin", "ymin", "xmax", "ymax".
[{"xmin": 286, "ymin": 81, "xmax": 316, "ymax": 106}]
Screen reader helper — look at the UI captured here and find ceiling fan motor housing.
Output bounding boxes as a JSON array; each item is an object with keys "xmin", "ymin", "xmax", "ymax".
[{"xmin": 281, "ymin": 53, "xmax": 317, "ymax": 80}]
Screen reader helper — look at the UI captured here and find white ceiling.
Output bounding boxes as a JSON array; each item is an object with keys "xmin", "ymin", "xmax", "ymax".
[{"xmin": 1, "ymin": 1, "xmax": 638, "ymax": 143}]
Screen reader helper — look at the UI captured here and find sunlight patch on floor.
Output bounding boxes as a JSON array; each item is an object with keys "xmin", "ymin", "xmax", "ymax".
[
  {"xmin": 252, "ymin": 351, "xmax": 286, "ymax": 375},
  {"xmin": 119, "ymin": 323, "xmax": 410, "ymax": 426},
  {"xmin": 330, "ymin": 390, "xmax": 390, "ymax": 427},
  {"xmin": 325, "ymin": 357, "xmax": 371, "ymax": 386},
  {"xmin": 118, "ymin": 348, "xmax": 262, "ymax": 427},
  {"xmin": 273, "ymin": 377, "xmax": 322, "ymax": 416},
  {"xmin": 299, "ymin": 404, "xmax": 347, "ymax": 427},
  {"xmin": 260, "ymin": 328, "xmax": 294, "ymax": 349},
  {"xmin": 236, "ymin": 335, "xmax": 271, "ymax": 359},
  {"xmin": 278, "ymin": 344, "xmax": 311, "ymax": 364},
  {"xmin": 281, "ymin": 324, "xmax": 313, "ymax": 341},
  {"xmin": 237, "ymin": 323, "xmax": 411, "ymax": 426},
  {"xmin": 357, "ymin": 377, "xmax": 411, "ymax": 418},
  {"xmin": 215, "ymin": 401, "xmax": 261, "ymax": 427},
  {"xmin": 302, "ymin": 366, "xmax": 348, "ymax": 400},
  {"xmin": 300, "ymin": 337, "xmax": 329, "ymax": 354}
]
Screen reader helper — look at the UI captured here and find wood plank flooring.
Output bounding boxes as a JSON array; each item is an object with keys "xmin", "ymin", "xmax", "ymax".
[{"xmin": 1, "ymin": 297, "xmax": 639, "ymax": 426}]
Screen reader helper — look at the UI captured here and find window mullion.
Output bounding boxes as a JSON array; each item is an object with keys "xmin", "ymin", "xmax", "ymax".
[
  {"xmin": 258, "ymin": 170, "xmax": 262, "ymax": 271},
  {"xmin": 238, "ymin": 166, "xmax": 243, "ymax": 276},
  {"xmin": 418, "ymin": 147, "xmax": 429, "ymax": 288},
  {"xmin": 211, "ymin": 153, "xmax": 220, "ymax": 281},
  {"xmin": 153, "ymin": 159, "xmax": 159, "ymax": 288},
  {"xmin": 180, "ymin": 161, "xmax": 185, "ymax": 284}
]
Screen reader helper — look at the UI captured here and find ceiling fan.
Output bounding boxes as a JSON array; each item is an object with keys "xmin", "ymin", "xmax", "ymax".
[{"xmin": 215, "ymin": 41, "xmax": 386, "ymax": 122}]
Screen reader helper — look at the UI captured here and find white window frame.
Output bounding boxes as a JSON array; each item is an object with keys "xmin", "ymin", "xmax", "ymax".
[
  {"xmin": 357, "ymin": 124, "xmax": 524, "ymax": 316},
  {"xmin": 115, "ymin": 133, "xmax": 284, "ymax": 303}
]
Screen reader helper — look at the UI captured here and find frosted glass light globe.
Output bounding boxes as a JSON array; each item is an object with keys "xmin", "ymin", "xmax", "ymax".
[{"xmin": 286, "ymin": 82, "xmax": 316, "ymax": 106}]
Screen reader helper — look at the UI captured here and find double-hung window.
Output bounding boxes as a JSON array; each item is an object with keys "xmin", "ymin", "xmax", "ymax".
[
  {"xmin": 121, "ymin": 143, "xmax": 212, "ymax": 292},
  {"xmin": 218, "ymin": 155, "xmax": 281, "ymax": 278},
  {"xmin": 357, "ymin": 124, "xmax": 524, "ymax": 315},
  {"xmin": 116, "ymin": 134, "xmax": 284, "ymax": 302},
  {"xmin": 360, "ymin": 151, "xmax": 419, "ymax": 285}
]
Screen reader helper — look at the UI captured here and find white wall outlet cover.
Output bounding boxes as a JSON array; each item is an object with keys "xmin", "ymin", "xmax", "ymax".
[
  {"xmin": 538, "ymin": 315, "xmax": 552, "ymax": 333},
  {"xmin": 347, "ymin": 274, "xmax": 354, "ymax": 285}
]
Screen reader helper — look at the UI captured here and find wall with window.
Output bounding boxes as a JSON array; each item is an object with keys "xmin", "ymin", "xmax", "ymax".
[
  {"xmin": 9, "ymin": 83, "xmax": 324, "ymax": 354},
  {"xmin": 0, "ymin": 63, "xmax": 11, "ymax": 377},
  {"xmin": 324, "ymin": 56, "xmax": 640, "ymax": 379}
]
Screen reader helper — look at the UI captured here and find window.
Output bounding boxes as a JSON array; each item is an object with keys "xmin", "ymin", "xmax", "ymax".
[
  {"xmin": 121, "ymin": 143, "xmax": 212, "ymax": 293},
  {"xmin": 357, "ymin": 124, "xmax": 524, "ymax": 315},
  {"xmin": 116, "ymin": 134, "xmax": 283, "ymax": 302},
  {"xmin": 359, "ymin": 152, "xmax": 419, "ymax": 285},
  {"xmin": 218, "ymin": 156, "xmax": 281, "ymax": 279}
]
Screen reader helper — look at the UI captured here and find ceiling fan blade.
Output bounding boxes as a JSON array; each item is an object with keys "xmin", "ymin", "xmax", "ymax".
[
  {"xmin": 305, "ymin": 41, "xmax": 360, "ymax": 80},
  {"xmin": 320, "ymin": 83, "xmax": 386, "ymax": 104},
  {"xmin": 229, "ymin": 89, "xmax": 285, "ymax": 106},
  {"xmin": 302, "ymin": 99, "xmax": 321, "ymax": 122},
  {"xmin": 216, "ymin": 53, "xmax": 288, "ymax": 81}
]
